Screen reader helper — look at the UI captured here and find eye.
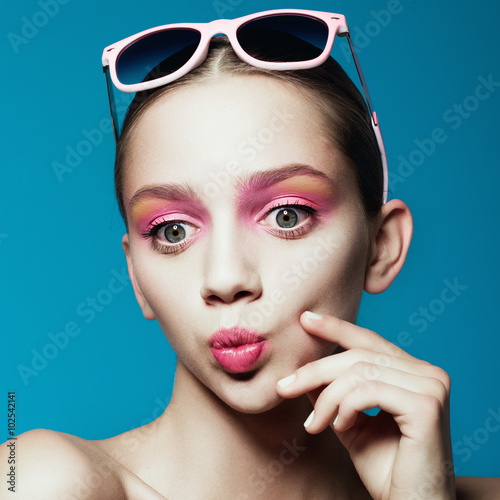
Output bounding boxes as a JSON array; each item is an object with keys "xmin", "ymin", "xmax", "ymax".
[
  {"xmin": 259, "ymin": 203, "xmax": 318, "ymax": 239},
  {"xmin": 161, "ymin": 223, "xmax": 186, "ymax": 243},
  {"xmin": 275, "ymin": 208, "xmax": 299, "ymax": 228},
  {"xmin": 265, "ymin": 205, "xmax": 313, "ymax": 230},
  {"xmin": 146, "ymin": 219, "xmax": 200, "ymax": 254}
]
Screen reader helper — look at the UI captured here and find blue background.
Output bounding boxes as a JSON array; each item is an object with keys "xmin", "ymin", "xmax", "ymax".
[{"xmin": 1, "ymin": 0, "xmax": 499, "ymax": 478}]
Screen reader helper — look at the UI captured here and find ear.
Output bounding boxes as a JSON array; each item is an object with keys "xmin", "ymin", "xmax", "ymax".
[
  {"xmin": 364, "ymin": 199, "xmax": 413, "ymax": 294},
  {"xmin": 122, "ymin": 233, "xmax": 156, "ymax": 320}
]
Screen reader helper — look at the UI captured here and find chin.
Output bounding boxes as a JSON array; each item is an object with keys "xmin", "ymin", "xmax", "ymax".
[
  {"xmin": 225, "ymin": 395, "xmax": 283, "ymax": 415},
  {"xmin": 211, "ymin": 370, "xmax": 285, "ymax": 415}
]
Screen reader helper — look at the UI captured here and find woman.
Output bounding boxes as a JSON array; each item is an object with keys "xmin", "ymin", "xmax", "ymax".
[{"xmin": 5, "ymin": 9, "xmax": 499, "ymax": 499}]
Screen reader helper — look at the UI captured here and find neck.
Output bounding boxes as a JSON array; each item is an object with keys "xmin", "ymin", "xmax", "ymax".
[{"xmin": 152, "ymin": 362, "xmax": 368, "ymax": 499}]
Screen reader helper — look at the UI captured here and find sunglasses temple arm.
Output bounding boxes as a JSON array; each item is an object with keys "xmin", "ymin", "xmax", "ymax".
[
  {"xmin": 346, "ymin": 33, "xmax": 389, "ymax": 203},
  {"xmin": 346, "ymin": 34, "xmax": 375, "ymax": 117},
  {"xmin": 104, "ymin": 66, "xmax": 120, "ymax": 144}
]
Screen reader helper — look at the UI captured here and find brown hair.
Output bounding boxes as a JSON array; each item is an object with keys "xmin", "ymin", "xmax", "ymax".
[{"xmin": 114, "ymin": 36, "xmax": 384, "ymax": 227}]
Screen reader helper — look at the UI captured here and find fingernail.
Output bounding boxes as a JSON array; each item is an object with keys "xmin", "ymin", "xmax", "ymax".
[
  {"xmin": 333, "ymin": 415, "xmax": 339, "ymax": 428},
  {"xmin": 305, "ymin": 311, "xmax": 323, "ymax": 321},
  {"xmin": 277, "ymin": 374, "xmax": 296, "ymax": 387},
  {"xmin": 304, "ymin": 410, "xmax": 314, "ymax": 428}
]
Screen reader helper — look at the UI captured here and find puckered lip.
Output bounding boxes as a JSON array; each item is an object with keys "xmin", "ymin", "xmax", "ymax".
[
  {"xmin": 209, "ymin": 326, "xmax": 268, "ymax": 373},
  {"xmin": 209, "ymin": 326, "xmax": 266, "ymax": 348}
]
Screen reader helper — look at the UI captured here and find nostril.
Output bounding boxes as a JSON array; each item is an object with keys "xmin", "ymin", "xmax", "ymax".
[
  {"xmin": 206, "ymin": 294, "xmax": 226, "ymax": 305},
  {"xmin": 204, "ymin": 289, "xmax": 260, "ymax": 305},
  {"xmin": 233, "ymin": 290, "xmax": 253, "ymax": 301}
]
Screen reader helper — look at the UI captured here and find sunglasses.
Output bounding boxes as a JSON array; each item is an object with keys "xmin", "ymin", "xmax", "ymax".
[{"xmin": 102, "ymin": 9, "xmax": 388, "ymax": 203}]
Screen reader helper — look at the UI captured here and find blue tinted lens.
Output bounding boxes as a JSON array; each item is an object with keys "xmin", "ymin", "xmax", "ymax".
[
  {"xmin": 116, "ymin": 29, "xmax": 201, "ymax": 85},
  {"xmin": 237, "ymin": 14, "xmax": 328, "ymax": 62}
]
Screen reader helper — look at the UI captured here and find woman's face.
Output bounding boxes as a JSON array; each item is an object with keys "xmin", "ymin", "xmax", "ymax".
[{"xmin": 122, "ymin": 74, "xmax": 372, "ymax": 413}]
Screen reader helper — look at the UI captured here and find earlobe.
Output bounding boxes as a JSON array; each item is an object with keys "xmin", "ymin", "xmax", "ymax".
[
  {"xmin": 122, "ymin": 234, "xmax": 156, "ymax": 320},
  {"xmin": 364, "ymin": 199, "xmax": 413, "ymax": 294}
]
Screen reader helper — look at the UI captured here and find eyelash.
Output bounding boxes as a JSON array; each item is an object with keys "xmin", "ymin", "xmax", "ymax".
[
  {"xmin": 141, "ymin": 217, "xmax": 197, "ymax": 255},
  {"xmin": 141, "ymin": 201, "xmax": 320, "ymax": 255},
  {"xmin": 261, "ymin": 200, "xmax": 319, "ymax": 240}
]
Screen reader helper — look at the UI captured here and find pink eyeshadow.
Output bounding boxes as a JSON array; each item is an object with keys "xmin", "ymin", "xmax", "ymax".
[
  {"xmin": 238, "ymin": 175, "xmax": 336, "ymax": 222},
  {"xmin": 130, "ymin": 198, "xmax": 208, "ymax": 236}
]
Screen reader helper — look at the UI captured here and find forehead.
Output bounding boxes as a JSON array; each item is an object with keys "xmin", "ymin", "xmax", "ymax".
[{"xmin": 123, "ymin": 74, "xmax": 349, "ymax": 203}]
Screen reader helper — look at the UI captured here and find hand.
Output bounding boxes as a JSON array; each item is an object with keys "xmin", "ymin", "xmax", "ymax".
[{"xmin": 276, "ymin": 311, "xmax": 456, "ymax": 500}]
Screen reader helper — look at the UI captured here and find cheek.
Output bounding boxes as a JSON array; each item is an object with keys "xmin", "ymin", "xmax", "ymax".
[
  {"xmin": 137, "ymin": 262, "xmax": 203, "ymax": 355},
  {"xmin": 263, "ymin": 225, "xmax": 368, "ymax": 318},
  {"xmin": 131, "ymin": 247, "xmax": 201, "ymax": 324}
]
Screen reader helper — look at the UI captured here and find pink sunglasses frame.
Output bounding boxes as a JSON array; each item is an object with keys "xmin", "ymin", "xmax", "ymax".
[{"xmin": 102, "ymin": 9, "xmax": 388, "ymax": 203}]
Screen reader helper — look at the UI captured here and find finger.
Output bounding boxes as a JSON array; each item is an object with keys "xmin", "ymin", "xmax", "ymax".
[
  {"xmin": 335, "ymin": 410, "xmax": 397, "ymax": 456},
  {"xmin": 334, "ymin": 381, "xmax": 443, "ymax": 438},
  {"xmin": 300, "ymin": 311, "xmax": 419, "ymax": 361},
  {"xmin": 276, "ymin": 348, "xmax": 438, "ymax": 399},
  {"xmin": 303, "ymin": 364, "xmax": 448, "ymax": 433}
]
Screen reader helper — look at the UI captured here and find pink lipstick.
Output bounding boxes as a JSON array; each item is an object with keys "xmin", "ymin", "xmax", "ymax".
[{"xmin": 209, "ymin": 327, "xmax": 268, "ymax": 373}]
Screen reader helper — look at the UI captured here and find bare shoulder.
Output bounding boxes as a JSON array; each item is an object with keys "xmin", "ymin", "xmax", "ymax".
[
  {"xmin": 457, "ymin": 477, "xmax": 500, "ymax": 499},
  {"xmin": 0, "ymin": 428, "xmax": 125, "ymax": 500}
]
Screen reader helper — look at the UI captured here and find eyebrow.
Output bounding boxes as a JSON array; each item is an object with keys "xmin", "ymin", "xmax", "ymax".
[
  {"xmin": 129, "ymin": 183, "xmax": 201, "ymax": 209},
  {"xmin": 237, "ymin": 164, "xmax": 334, "ymax": 192},
  {"xmin": 128, "ymin": 164, "xmax": 334, "ymax": 209}
]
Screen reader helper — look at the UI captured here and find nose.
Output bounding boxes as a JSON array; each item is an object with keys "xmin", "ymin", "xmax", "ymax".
[{"xmin": 200, "ymin": 220, "xmax": 262, "ymax": 306}]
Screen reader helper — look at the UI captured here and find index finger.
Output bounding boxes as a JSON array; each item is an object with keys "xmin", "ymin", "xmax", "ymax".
[{"xmin": 300, "ymin": 311, "xmax": 419, "ymax": 362}]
